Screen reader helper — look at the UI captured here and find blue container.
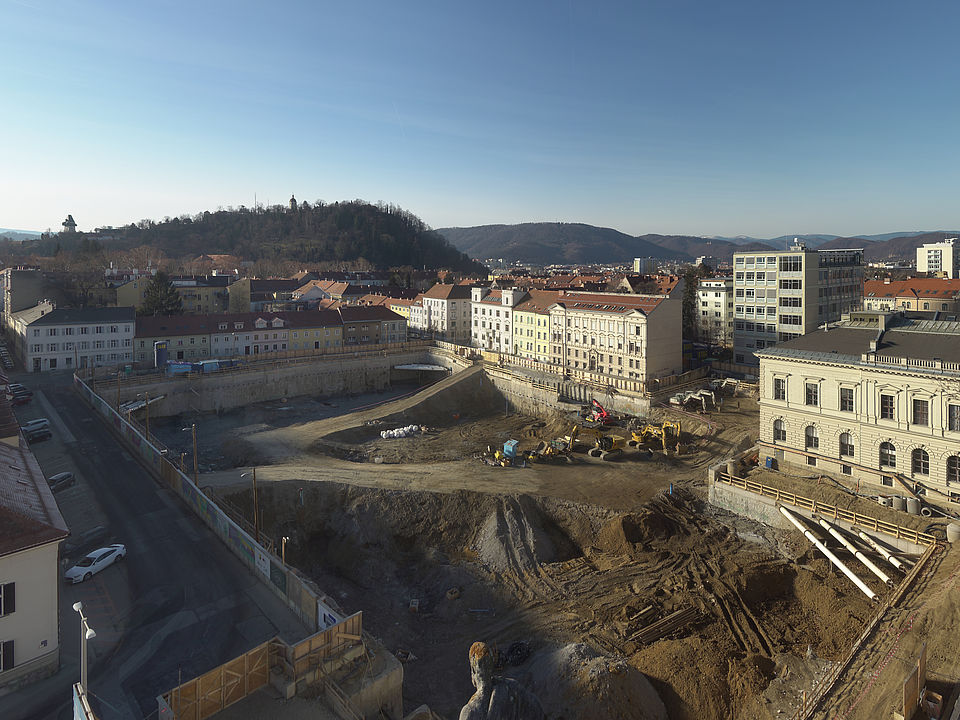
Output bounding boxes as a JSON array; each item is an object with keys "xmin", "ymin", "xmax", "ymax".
[{"xmin": 765, "ymin": 456, "xmax": 777, "ymax": 470}]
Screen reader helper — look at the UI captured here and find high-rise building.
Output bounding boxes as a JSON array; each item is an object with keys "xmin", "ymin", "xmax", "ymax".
[
  {"xmin": 696, "ymin": 277, "xmax": 734, "ymax": 346},
  {"xmin": 916, "ymin": 238, "xmax": 959, "ymax": 279},
  {"xmin": 732, "ymin": 242, "xmax": 863, "ymax": 366}
]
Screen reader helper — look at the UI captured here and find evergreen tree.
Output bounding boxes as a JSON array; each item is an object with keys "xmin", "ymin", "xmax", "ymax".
[{"xmin": 139, "ymin": 271, "xmax": 183, "ymax": 316}]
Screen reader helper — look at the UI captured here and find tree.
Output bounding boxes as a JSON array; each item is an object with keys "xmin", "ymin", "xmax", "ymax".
[
  {"xmin": 682, "ymin": 264, "xmax": 712, "ymax": 343},
  {"xmin": 139, "ymin": 271, "xmax": 183, "ymax": 316}
]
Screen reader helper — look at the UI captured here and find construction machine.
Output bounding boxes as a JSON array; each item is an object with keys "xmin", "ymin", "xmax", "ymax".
[
  {"xmin": 588, "ymin": 434, "xmax": 625, "ymax": 461},
  {"xmin": 578, "ymin": 399, "xmax": 616, "ymax": 427}
]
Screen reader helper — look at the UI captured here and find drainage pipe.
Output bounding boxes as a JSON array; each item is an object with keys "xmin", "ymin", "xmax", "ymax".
[
  {"xmin": 856, "ymin": 530, "xmax": 905, "ymax": 571},
  {"xmin": 778, "ymin": 506, "xmax": 876, "ymax": 601},
  {"xmin": 816, "ymin": 517, "xmax": 893, "ymax": 586}
]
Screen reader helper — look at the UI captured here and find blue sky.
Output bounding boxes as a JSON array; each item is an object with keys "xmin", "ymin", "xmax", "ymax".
[{"xmin": 3, "ymin": 0, "xmax": 960, "ymax": 237}]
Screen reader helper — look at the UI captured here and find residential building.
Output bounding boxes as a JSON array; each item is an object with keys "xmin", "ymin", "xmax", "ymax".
[
  {"xmin": 470, "ymin": 287, "xmax": 525, "ymax": 354},
  {"xmin": 757, "ymin": 311, "xmax": 960, "ymax": 501},
  {"xmin": 227, "ymin": 279, "xmax": 300, "ymax": 313},
  {"xmin": 697, "ymin": 277, "xmax": 734, "ymax": 345},
  {"xmin": 732, "ymin": 243, "xmax": 864, "ymax": 366},
  {"xmin": 547, "ymin": 284, "xmax": 683, "ymax": 382},
  {"xmin": 116, "ymin": 275, "xmax": 230, "ymax": 314},
  {"xmin": 420, "ymin": 284, "xmax": 473, "ymax": 343},
  {"xmin": 916, "ymin": 238, "xmax": 959, "ymax": 279},
  {"xmin": 695, "ymin": 256, "xmax": 720, "ymax": 269},
  {"xmin": 385, "ymin": 297, "xmax": 414, "ymax": 321},
  {"xmin": 339, "ymin": 306, "xmax": 407, "ymax": 345},
  {"xmin": 9, "ymin": 304, "xmax": 135, "ymax": 372},
  {"xmin": 1, "ymin": 269, "xmax": 71, "ymax": 333},
  {"xmin": 408, "ymin": 298, "xmax": 425, "ymax": 335},
  {"xmin": 0, "ymin": 437, "xmax": 70, "ymax": 694},
  {"xmin": 512, "ymin": 290, "xmax": 561, "ymax": 363},
  {"xmin": 633, "ymin": 257, "xmax": 658, "ymax": 274},
  {"xmin": 863, "ymin": 278, "xmax": 960, "ymax": 314}
]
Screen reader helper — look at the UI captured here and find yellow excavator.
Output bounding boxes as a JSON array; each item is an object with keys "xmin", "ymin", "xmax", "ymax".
[
  {"xmin": 531, "ymin": 425, "xmax": 580, "ymax": 463},
  {"xmin": 628, "ymin": 421, "xmax": 684, "ymax": 454},
  {"xmin": 588, "ymin": 433, "xmax": 625, "ymax": 461}
]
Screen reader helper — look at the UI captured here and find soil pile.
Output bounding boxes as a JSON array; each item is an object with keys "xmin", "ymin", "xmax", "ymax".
[
  {"xmin": 523, "ymin": 643, "xmax": 667, "ymax": 720},
  {"xmin": 474, "ymin": 496, "xmax": 563, "ymax": 574}
]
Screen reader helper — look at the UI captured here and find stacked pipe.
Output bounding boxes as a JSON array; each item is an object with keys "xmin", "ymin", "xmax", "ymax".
[{"xmin": 380, "ymin": 424, "xmax": 421, "ymax": 439}]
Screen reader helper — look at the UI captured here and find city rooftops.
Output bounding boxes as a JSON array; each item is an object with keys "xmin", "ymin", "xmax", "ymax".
[
  {"xmin": 27, "ymin": 306, "xmax": 136, "ymax": 326},
  {"xmin": 0, "ymin": 441, "xmax": 69, "ymax": 557}
]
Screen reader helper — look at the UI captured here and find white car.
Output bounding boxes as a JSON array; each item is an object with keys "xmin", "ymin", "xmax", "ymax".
[{"xmin": 64, "ymin": 544, "xmax": 126, "ymax": 584}]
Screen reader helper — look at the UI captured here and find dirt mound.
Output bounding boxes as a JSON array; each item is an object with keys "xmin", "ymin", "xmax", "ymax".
[
  {"xmin": 523, "ymin": 643, "xmax": 667, "ymax": 720},
  {"xmin": 474, "ymin": 496, "xmax": 564, "ymax": 574}
]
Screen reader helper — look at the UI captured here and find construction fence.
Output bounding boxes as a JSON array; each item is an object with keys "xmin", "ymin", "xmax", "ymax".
[{"xmin": 73, "ymin": 373, "xmax": 357, "ymax": 636}]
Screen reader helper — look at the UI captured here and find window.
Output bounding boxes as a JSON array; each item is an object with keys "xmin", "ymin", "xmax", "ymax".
[
  {"xmin": 949, "ymin": 405, "xmax": 960, "ymax": 432},
  {"xmin": 948, "ymin": 456, "xmax": 960, "ymax": 485},
  {"xmin": 805, "ymin": 425, "xmax": 819, "ymax": 449},
  {"xmin": 806, "ymin": 456, "xmax": 817, "ymax": 466},
  {"xmin": 779, "ymin": 255, "xmax": 802, "ymax": 272},
  {"xmin": 840, "ymin": 388, "xmax": 854, "ymax": 412},
  {"xmin": 0, "ymin": 582, "xmax": 14, "ymax": 616},
  {"xmin": 881, "ymin": 476, "xmax": 894, "ymax": 487},
  {"xmin": 912, "ymin": 398, "xmax": 929, "ymax": 426},
  {"xmin": 839, "ymin": 432, "xmax": 854, "ymax": 457},
  {"xmin": 879, "ymin": 442, "xmax": 896, "ymax": 468},
  {"xmin": 805, "ymin": 383, "xmax": 819, "ymax": 406},
  {"xmin": 774, "ymin": 378, "xmax": 786, "ymax": 400},
  {"xmin": 1, "ymin": 639, "xmax": 12, "ymax": 672},
  {"xmin": 841, "ymin": 465, "xmax": 852, "ymax": 475},
  {"xmin": 779, "ymin": 297, "xmax": 802, "ymax": 307},
  {"xmin": 912, "ymin": 448, "xmax": 929, "ymax": 475},
  {"xmin": 880, "ymin": 394, "xmax": 895, "ymax": 420},
  {"xmin": 773, "ymin": 419, "xmax": 786, "ymax": 442},
  {"xmin": 779, "ymin": 279, "xmax": 802, "ymax": 290}
]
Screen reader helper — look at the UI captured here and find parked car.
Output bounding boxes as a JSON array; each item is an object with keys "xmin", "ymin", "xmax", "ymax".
[
  {"xmin": 10, "ymin": 394, "xmax": 31, "ymax": 406},
  {"xmin": 62, "ymin": 526, "xmax": 111, "ymax": 557},
  {"xmin": 47, "ymin": 472, "xmax": 76, "ymax": 492},
  {"xmin": 25, "ymin": 427, "xmax": 52, "ymax": 444},
  {"xmin": 8, "ymin": 384, "xmax": 32, "ymax": 396},
  {"xmin": 63, "ymin": 544, "xmax": 126, "ymax": 584},
  {"xmin": 21, "ymin": 418, "xmax": 50, "ymax": 433}
]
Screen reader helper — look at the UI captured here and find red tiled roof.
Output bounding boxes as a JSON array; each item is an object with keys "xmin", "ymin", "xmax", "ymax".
[
  {"xmin": 422, "ymin": 283, "xmax": 473, "ymax": 300},
  {"xmin": 550, "ymin": 291, "xmax": 667, "ymax": 314},
  {"xmin": 864, "ymin": 278, "xmax": 960, "ymax": 299}
]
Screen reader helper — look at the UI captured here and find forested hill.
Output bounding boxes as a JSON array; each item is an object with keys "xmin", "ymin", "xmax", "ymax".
[{"xmin": 8, "ymin": 201, "xmax": 486, "ymax": 273}]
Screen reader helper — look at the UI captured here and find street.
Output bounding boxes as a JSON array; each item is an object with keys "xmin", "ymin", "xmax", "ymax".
[{"xmin": 1, "ymin": 371, "xmax": 309, "ymax": 720}]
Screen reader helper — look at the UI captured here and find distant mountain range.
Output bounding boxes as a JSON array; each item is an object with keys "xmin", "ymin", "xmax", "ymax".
[
  {"xmin": 437, "ymin": 224, "xmax": 959, "ymax": 265},
  {"xmin": 0, "ymin": 228, "xmax": 42, "ymax": 242}
]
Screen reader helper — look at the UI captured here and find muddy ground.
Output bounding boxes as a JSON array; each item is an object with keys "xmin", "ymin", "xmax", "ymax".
[{"xmin": 151, "ymin": 374, "xmax": 950, "ymax": 720}]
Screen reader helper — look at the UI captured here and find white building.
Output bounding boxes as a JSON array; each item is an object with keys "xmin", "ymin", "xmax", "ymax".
[
  {"xmin": 0, "ymin": 437, "xmax": 69, "ymax": 694},
  {"xmin": 757, "ymin": 310, "xmax": 960, "ymax": 502},
  {"xmin": 696, "ymin": 277, "xmax": 734, "ymax": 345},
  {"xmin": 419, "ymin": 284, "xmax": 473, "ymax": 343},
  {"xmin": 732, "ymin": 243, "xmax": 863, "ymax": 366},
  {"xmin": 633, "ymin": 257, "xmax": 658, "ymax": 274},
  {"xmin": 470, "ymin": 287, "xmax": 525, "ymax": 354},
  {"xmin": 916, "ymin": 239, "xmax": 959, "ymax": 279},
  {"xmin": 9, "ymin": 303, "xmax": 136, "ymax": 372}
]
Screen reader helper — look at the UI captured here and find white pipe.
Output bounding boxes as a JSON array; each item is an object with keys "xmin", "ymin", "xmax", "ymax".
[
  {"xmin": 857, "ymin": 530, "xmax": 905, "ymax": 571},
  {"xmin": 816, "ymin": 517, "xmax": 893, "ymax": 586},
  {"xmin": 779, "ymin": 506, "xmax": 876, "ymax": 601}
]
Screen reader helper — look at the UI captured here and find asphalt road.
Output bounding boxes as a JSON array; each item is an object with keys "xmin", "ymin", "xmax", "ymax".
[{"xmin": 1, "ymin": 371, "xmax": 309, "ymax": 720}]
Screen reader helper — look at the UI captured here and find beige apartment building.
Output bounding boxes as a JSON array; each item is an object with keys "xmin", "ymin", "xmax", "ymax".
[
  {"xmin": 697, "ymin": 277, "xmax": 734, "ymax": 346},
  {"xmin": 0, "ymin": 439, "xmax": 70, "ymax": 695},
  {"xmin": 757, "ymin": 310, "xmax": 960, "ymax": 502}
]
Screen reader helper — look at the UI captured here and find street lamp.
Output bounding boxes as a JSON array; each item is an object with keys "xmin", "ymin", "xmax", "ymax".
[
  {"xmin": 72, "ymin": 602, "xmax": 96, "ymax": 694},
  {"xmin": 281, "ymin": 536, "xmax": 290, "ymax": 565},
  {"xmin": 240, "ymin": 469, "xmax": 260, "ymax": 543},
  {"xmin": 181, "ymin": 423, "xmax": 198, "ymax": 484}
]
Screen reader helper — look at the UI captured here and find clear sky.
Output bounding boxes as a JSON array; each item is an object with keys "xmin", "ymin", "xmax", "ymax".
[{"xmin": 3, "ymin": 0, "xmax": 960, "ymax": 238}]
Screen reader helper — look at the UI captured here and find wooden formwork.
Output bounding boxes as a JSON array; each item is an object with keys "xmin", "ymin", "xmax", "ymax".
[
  {"xmin": 273, "ymin": 612, "xmax": 364, "ymax": 679},
  {"xmin": 163, "ymin": 642, "xmax": 270, "ymax": 720}
]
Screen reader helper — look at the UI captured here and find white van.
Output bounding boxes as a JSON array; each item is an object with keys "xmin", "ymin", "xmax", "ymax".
[{"xmin": 21, "ymin": 418, "xmax": 50, "ymax": 433}]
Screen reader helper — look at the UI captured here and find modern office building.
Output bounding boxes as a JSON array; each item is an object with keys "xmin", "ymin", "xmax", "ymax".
[
  {"xmin": 732, "ymin": 242, "xmax": 863, "ymax": 366},
  {"xmin": 916, "ymin": 238, "xmax": 959, "ymax": 279}
]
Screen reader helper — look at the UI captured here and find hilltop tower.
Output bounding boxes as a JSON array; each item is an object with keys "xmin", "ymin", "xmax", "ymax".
[
  {"xmin": 62, "ymin": 215, "xmax": 77, "ymax": 233},
  {"xmin": 289, "ymin": 195, "xmax": 297, "ymax": 212}
]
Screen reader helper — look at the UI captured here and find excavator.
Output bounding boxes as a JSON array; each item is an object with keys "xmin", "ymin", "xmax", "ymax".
[
  {"xmin": 588, "ymin": 433, "xmax": 625, "ymax": 461},
  {"xmin": 579, "ymin": 399, "xmax": 616, "ymax": 427},
  {"xmin": 628, "ymin": 420, "xmax": 684, "ymax": 454},
  {"xmin": 531, "ymin": 425, "xmax": 580, "ymax": 464}
]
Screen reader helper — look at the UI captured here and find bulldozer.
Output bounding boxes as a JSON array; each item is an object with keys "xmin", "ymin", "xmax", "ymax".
[{"xmin": 588, "ymin": 433, "xmax": 625, "ymax": 461}]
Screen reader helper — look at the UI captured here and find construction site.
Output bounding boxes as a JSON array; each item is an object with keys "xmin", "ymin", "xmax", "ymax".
[{"xmin": 127, "ymin": 351, "xmax": 960, "ymax": 720}]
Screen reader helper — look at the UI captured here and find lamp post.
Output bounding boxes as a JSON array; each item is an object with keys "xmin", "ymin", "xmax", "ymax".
[
  {"xmin": 181, "ymin": 423, "xmax": 198, "ymax": 484},
  {"xmin": 241, "ymin": 469, "xmax": 260, "ymax": 543},
  {"xmin": 72, "ymin": 602, "xmax": 96, "ymax": 694},
  {"xmin": 281, "ymin": 536, "xmax": 290, "ymax": 566},
  {"xmin": 144, "ymin": 391, "xmax": 150, "ymax": 439}
]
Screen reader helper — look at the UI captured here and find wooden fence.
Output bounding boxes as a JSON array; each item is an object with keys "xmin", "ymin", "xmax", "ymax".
[
  {"xmin": 162, "ymin": 642, "xmax": 270, "ymax": 720},
  {"xmin": 714, "ymin": 472, "xmax": 938, "ymax": 547}
]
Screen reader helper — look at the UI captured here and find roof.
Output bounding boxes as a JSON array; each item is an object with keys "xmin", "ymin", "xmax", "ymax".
[
  {"xmin": 29, "ymin": 306, "xmax": 136, "ymax": 326},
  {"xmin": 758, "ymin": 315, "xmax": 960, "ymax": 366},
  {"xmin": 512, "ymin": 290, "xmax": 562, "ymax": 314},
  {"xmin": 0, "ymin": 393, "xmax": 18, "ymax": 442},
  {"xmin": 0, "ymin": 441, "xmax": 69, "ymax": 557},
  {"xmin": 864, "ymin": 278, "xmax": 960, "ymax": 300},
  {"xmin": 338, "ymin": 306, "xmax": 404, "ymax": 323},
  {"xmin": 422, "ymin": 283, "xmax": 473, "ymax": 300},
  {"xmin": 549, "ymin": 291, "xmax": 667, "ymax": 315},
  {"xmin": 246, "ymin": 279, "xmax": 300, "ymax": 292},
  {"xmin": 136, "ymin": 309, "xmax": 344, "ymax": 337},
  {"xmin": 475, "ymin": 290, "xmax": 504, "ymax": 305}
]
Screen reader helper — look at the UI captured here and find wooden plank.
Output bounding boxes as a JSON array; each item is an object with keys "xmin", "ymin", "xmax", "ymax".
[{"xmin": 903, "ymin": 664, "xmax": 919, "ymax": 716}]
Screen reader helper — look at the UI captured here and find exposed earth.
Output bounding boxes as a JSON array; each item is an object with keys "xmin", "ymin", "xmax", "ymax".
[{"xmin": 149, "ymin": 371, "xmax": 958, "ymax": 720}]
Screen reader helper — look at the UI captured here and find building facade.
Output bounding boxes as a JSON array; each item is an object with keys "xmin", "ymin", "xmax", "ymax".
[
  {"xmin": 419, "ymin": 284, "xmax": 473, "ymax": 343},
  {"xmin": 116, "ymin": 275, "xmax": 230, "ymax": 314},
  {"xmin": 916, "ymin": 239, "xmax": 959, "ymax": 279},
  {"xmin": 9, "ymin": 304, "xmax": 135, "ymax": 372},
  {"xmin": 732, "ymin": 243, "xmax": 864, "ymax": 366},
  {"xmin": 696, "ymin": 277, "xmax": 734, "ymax": 346},
  {"xmin": 863, "ymin": 278, "xmax": 960, "ymax": 314},
  {"xmin": 757, "ymin": 311, "xmax": 960, "ymax": 502},
  {"xmin": 0, "ymin": 439, "xmax": 69, "ymax": 694},
  {"xmin": 470, "ymin": 287, "xmax": 525, "ymax": 354}
]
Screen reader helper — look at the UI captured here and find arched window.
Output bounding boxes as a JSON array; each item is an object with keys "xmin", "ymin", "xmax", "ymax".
[
  {"xmin": 805, "ymin": 425, "xmax": 819, "ymax": 449},
  {"xmin": 948, "ymin": 456, "xmax": 960, "ymax": 485},
  {"xmin": 839, "ymin": 432, "xmax": 854, "ymax": 457},
  {"xmin": 880, "ymin": 442, "xmax": 896, "ymax": 468},
  {"xmin": 912, "ymin": 448, "xmax": 930, "ymax": 475},
  {"xmin": 773, "ymin": 419, "xmax": 786, "ymax": 442}
]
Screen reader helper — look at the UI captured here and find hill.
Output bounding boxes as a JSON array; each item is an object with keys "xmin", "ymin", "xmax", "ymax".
[
  {"xmin": 0, "ymin": 228, "xmax": 42, "ymax": 242},
  {"xmin": 438, "ymin": 223, "xmax": 772, "ymax": 264},
  {"xmin": 1, "ymin": 202, "xmax": 485, "ymax": 273}
]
